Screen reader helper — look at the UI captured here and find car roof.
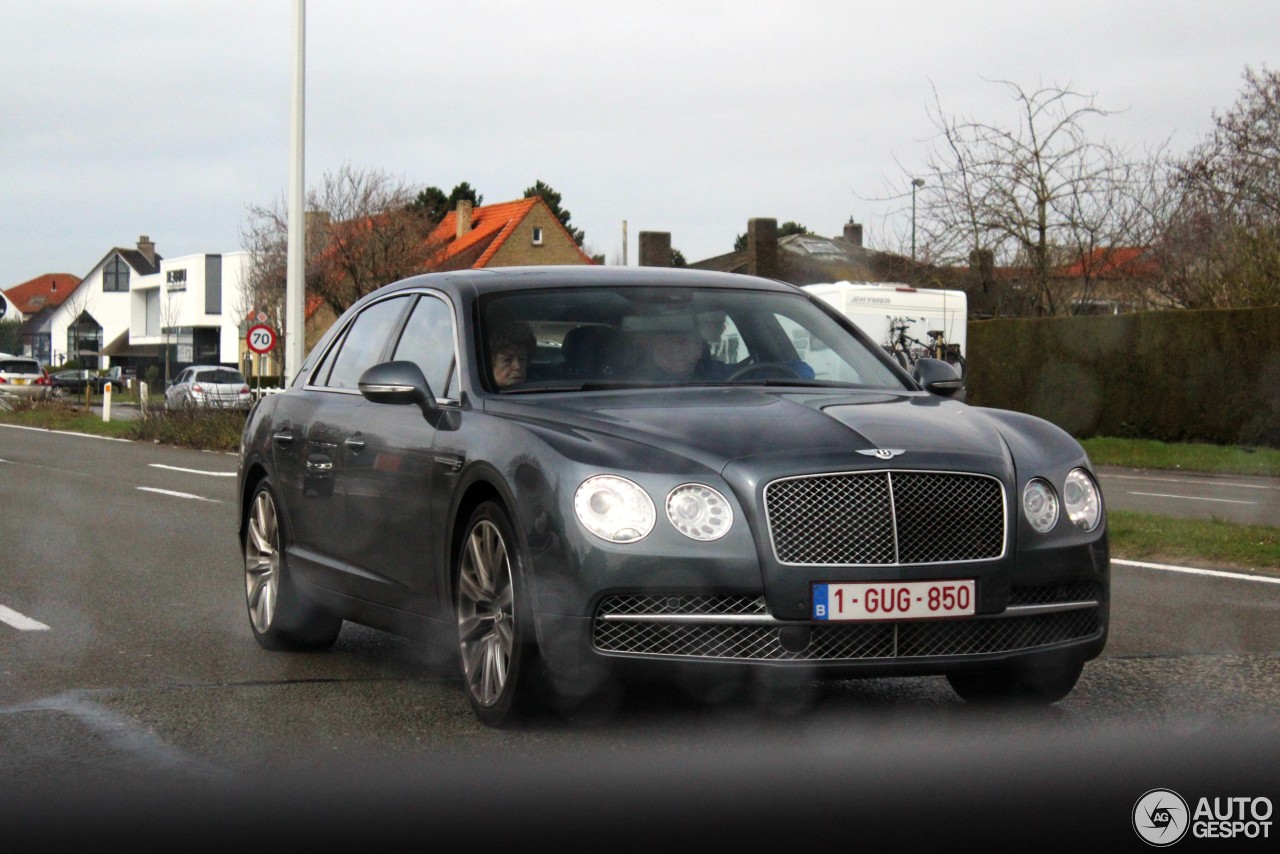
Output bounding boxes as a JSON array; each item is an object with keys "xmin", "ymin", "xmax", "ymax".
[{"xmin": 371, "ymin": 265, "xmax": 805, "ymax": 300}]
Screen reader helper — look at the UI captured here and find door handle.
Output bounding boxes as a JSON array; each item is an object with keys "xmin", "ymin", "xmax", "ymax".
[
  {"xmin": 344, "ymin": 437, "xmax": 367, "ymax": 451},
  {"xmin": 272, "ymin": 431, "xmax": 295, "ymax": 446}
]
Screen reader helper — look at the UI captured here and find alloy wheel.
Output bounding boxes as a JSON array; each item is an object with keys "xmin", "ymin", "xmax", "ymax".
[
  {"xmin": 245, "ymin": 489, "xmax": 281, "ymax": 635},
  {"xmin": 456, "ymin": 519, "xmax": 515, "ymax": 707}
]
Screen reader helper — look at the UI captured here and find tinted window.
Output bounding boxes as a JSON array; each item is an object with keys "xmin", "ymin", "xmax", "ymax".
[
  {"xmin": 323, "ymin": 297, "xmax": 409, "ymax": 390},
  {"xmin": 0, "ymin": 360, "xmax": 40, "ymax": 373},
  {"xmin": 391, "ymin": 295, "xmax": 456, "ymax": 399}
]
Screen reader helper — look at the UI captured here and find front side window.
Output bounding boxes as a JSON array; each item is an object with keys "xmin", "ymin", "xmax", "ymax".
[
  {"xmin": 477, "ymin": 286, "xmax": 907, "ymax": 392},
  {"xmin": 391, "ymin": 294, "xmax": 457, "ymax": 399},
  {"xmin": 318, "ymin": 296, "xmax": 409, "ymax": 390},
  {"xmin": 103, "ymin": 256, "xmax": 129, "ymax": 292}
]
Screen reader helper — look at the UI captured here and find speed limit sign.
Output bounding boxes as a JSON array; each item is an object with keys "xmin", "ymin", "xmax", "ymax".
[{"xmin": 246, "ymin": 323, "xmax": 277, "ymax": 355}]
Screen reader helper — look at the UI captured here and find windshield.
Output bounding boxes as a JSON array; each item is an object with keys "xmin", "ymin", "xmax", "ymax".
[
  {"xmin": 0, "ymin": 360, "xmax": 40, "ymax": 374},
  {"xmin": 479, "ymin": 286, "xmax": 907, "ymax": 393}
]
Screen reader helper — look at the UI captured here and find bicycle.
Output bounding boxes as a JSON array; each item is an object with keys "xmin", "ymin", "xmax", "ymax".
[
  {"xmin": 882, "ymin": 316, "xmax": 929, "ymax": 371},
  {"xmin": 882, "ymin": 316, "xmax": 967, "ymax": 377}
]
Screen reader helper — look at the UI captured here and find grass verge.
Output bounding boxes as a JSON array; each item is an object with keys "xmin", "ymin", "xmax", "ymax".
[
  {"xmin": 0, "ymin": 397, "xmax": 244, "ymax": 451},
  {"xmin": 0, "ymin": 399, "xmax": 138, "ymax": 439},
  {"xmin": 1082, "ymin": 437, "xmax": 1280, "ymax": 477},
  {"xmin": 1108, "ymin": 510, "xmax": 1280, "ymax": 572}
]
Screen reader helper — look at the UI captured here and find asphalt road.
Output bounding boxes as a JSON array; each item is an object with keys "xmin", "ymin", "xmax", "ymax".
[
  {"xmin": 1, "ymin": 424, "xmax": 1278, "ymax": 846},
  {"xmin": 1098, "ymin": 465, "xmax": 1280, "ymax": 527}
]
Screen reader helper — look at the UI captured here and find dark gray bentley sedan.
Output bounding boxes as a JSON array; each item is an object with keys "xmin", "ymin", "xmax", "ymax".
[{"xmin": 238, "ymin": 266, "xmax": 1107, "ymax": 726}]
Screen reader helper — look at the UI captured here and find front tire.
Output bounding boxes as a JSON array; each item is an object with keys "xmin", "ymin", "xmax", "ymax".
[
  {"xmin": 243, "ymin": 479, "xmax": 342, "ymax": 651},
  {"xmin": 947, "ymin": 659, "xmax": 1084, "ymax": 705},
  {"xmin": 454, "ymin": 501, "xmax": 540, "ymax": 727}
]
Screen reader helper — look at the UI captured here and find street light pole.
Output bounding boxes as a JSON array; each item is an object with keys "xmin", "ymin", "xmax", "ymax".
[
  {"xmin": 911, "ymin": 178, "xmax": 925, "ymax": 263},
  {"xmin": 285, "ymin": 0, "xmax": 306, "ymax": 385}
]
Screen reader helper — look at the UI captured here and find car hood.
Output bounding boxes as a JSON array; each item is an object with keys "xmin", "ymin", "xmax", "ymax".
[{"xmin": 507, "ymin": 387, "xmax": 1012, "ymax": 474}]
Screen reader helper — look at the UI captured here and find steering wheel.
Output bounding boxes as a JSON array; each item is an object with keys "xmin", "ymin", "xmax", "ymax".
[{"xmin": 726, "ymin": 361, "xmax": 802, "ymax": 381}]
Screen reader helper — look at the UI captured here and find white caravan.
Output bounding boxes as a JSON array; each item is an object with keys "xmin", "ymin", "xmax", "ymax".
[{"xmin": 803, "ymin": 281, "xmax": 968, "ymax": 371}]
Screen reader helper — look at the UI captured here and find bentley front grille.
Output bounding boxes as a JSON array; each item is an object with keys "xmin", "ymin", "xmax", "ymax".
[
  {"xmin": 764, "ymin": 470, "xmax": 1006, "ymax": 565},
  {"xmin": 593, "ymin": 586, "xmax": 1103, "ymax": 662}
]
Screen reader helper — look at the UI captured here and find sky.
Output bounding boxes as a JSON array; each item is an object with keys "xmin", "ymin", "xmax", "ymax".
[{"xmin": 2, "ymin": 0, "xmax": 1276, "ymax": 286}]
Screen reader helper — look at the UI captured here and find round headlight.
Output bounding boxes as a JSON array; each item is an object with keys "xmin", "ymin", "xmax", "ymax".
[
  {"xmin": 1023, "ymin": 478, "xmax": 1059, "ymax": 533},
  {"xmin": 666, "ymin": 483, "xmax": 733, "ymax": 541},
  {"xmin": 1063, "ymin": 468, "xmax": 1102, "ymax": 531},
  {"xmin": 574, "ymin": 475, "xmax": 655, "ymax": 543}
]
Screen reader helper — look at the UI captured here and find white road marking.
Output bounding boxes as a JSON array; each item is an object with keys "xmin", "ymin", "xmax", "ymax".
[
  {"xmin": 0, "ymin": 604, "xmax": 50, "ymax": 631},
  {"xmin": 1113, "ymin": 558, "xmax": 1280, "ymax": 584},
  {"xmin": 1126, "ymin": 491, "xmax": 1255, "ymax": 505},
  {"xmin": 149, "ymin": 464, "xmax": 236, "ymax": 477},
  {"xmin": 0, "ymin": 423, "xmax": 131, "ymax": 442},
  {"xmin": 136, "ymin": 486, "xmax": 222, "ymax": 503},
  {"xmin": 1105, "ymin": 472, "xmax": 1278, "ymax": 491}
]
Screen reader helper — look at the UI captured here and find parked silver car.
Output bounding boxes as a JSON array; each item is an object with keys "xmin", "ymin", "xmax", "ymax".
[
  {"xmin": 0, "ymin": 356, "xmax": 51, "ymax": 399},
  {"xmin": 164, "ymin": 365, "xmax": 251, "ymax": 410}
]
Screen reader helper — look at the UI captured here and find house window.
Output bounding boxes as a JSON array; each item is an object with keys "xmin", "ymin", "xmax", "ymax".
[
  {"xmin": 532, "ymin": 227, "xmax": 544, "ymax": 246},
  {"xmin": 104, "ymin": 256, "xmax": 129, "ymax": 292}
]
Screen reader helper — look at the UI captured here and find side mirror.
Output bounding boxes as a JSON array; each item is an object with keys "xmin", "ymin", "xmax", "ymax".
[
  {"xmin": 358, "ymin": 361, "xmax": 438, "ymax": 416},
  {"xmin": 912, "ymin": 357, "xmax": 965, "ymax": 400}
]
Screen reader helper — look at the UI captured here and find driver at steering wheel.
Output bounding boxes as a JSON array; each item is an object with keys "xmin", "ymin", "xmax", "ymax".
[{"xmin": 631, "ymin": 311, "xmax": 816, "ymax": 383}]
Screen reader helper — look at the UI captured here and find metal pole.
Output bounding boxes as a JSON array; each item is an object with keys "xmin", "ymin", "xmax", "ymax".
[
  {"xmin": 911, "ymin": 178, "xmax": 924, "ymax": 263},
  {"xmin": 285, "ymin": 0, "xmax": 306, "ymax": 385}
]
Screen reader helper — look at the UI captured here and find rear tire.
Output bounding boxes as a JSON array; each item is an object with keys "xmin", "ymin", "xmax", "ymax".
[
  {"xmin": 454, "ymin": 501, "xmax": 543, "ymax": 727},
  {"xmin": 243, "ymin": 479, "xmax": 342, "ymax": 651},
  {"xmin": 947, "ymin": 659, "xmax": 1084, "ymax": 705}
]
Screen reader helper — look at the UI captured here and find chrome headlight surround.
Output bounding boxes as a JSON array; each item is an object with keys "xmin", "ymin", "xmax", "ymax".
[
  {"xmin": 666, "ymin": 483, "xmax": 733, "ymax": 541},
  {"xmin": 574, "ymin": 475, "xmax": 655, "ymax": 543},
  {"xmin": 1022, "ymin": 478, "xmax": 1059, "ymax": 533},
  {"xmin": 1063, "ymin": 468, "xmax": 1102, "ymax": 531}
]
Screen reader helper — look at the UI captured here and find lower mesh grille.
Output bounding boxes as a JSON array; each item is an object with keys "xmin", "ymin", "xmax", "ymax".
[{"xmin": 593, "ymin": 590, "xmax": 1103, "ymax": 662}]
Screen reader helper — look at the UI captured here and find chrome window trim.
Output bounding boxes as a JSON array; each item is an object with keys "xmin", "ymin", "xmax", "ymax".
[{"xmin": 301, "ymin": 287, "xmax": 464, "ymax": 405}]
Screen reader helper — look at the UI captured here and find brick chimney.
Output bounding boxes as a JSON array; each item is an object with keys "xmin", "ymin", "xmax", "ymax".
[
  {"xmin": 456, "ymin": 200, "xmax": 473, "ymax": 239},
  {"xmin": 638, "ymin": 231, "xmax": 673, "ymax": 267},
  {"xmin": 136, "ymin": 235, "xmax": 156, "ymax": 265},
  {"xmin": 842, "ymin": 221, "xmax": 863, "ymax": 247},
  {"xmin": 746, "ymin": 218, "xmax": 779, "ymax": 279}
]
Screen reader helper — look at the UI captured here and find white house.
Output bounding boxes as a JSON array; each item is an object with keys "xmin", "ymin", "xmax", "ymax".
[
  {"xmin": 45, "ymin": 239, "xmax": 159, "ymax": 368},
  {"xmin": 124, "ymin": 247, "xmax": 251, "ymax": 371}
]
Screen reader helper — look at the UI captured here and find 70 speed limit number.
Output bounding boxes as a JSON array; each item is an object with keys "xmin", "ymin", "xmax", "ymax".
[{"xmin": 246, "ymin": 324, "xmax": 277, "ymax": 355}]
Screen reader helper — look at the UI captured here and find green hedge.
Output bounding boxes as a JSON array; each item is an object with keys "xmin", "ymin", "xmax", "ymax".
[{"xmin": 966, "ymin": 306, "xmax": 1280, "ymax": 447}]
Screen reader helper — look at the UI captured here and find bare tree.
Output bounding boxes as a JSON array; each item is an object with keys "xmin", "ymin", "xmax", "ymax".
[
  {"xmin": 60, "ymin": 283, "xmax": 97, "ymax": 367},
  {"xmin": 239, "ymin": 164, "xmax": 445, "ymax": 348},
  {"xmin": 161, "ymin": 286, "xmax": 184, "ymax": 383},
  {"xmin": 1152, "ymin": 66, "xmax": 1280, "ymax": 308},
  {"xmin": 904, "ymin": 80, "xmax": 1164, "ymax": 316}
]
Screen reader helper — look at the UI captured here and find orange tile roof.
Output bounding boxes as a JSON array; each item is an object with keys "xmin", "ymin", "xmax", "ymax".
[
  {"xmin": 3, "ymin": 273, "xmax": 83, "ymax": 314},
  {"xmin": 1058, "ymin": 247, "xmax": 1158, "ymax": 279},
  {"xmin": 305, "ymin": 293, "xmax": 326, "ymax": 321},
  {"xmin": 431, "ymin": 197, "xmax": 595, "ymax": 267}
]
